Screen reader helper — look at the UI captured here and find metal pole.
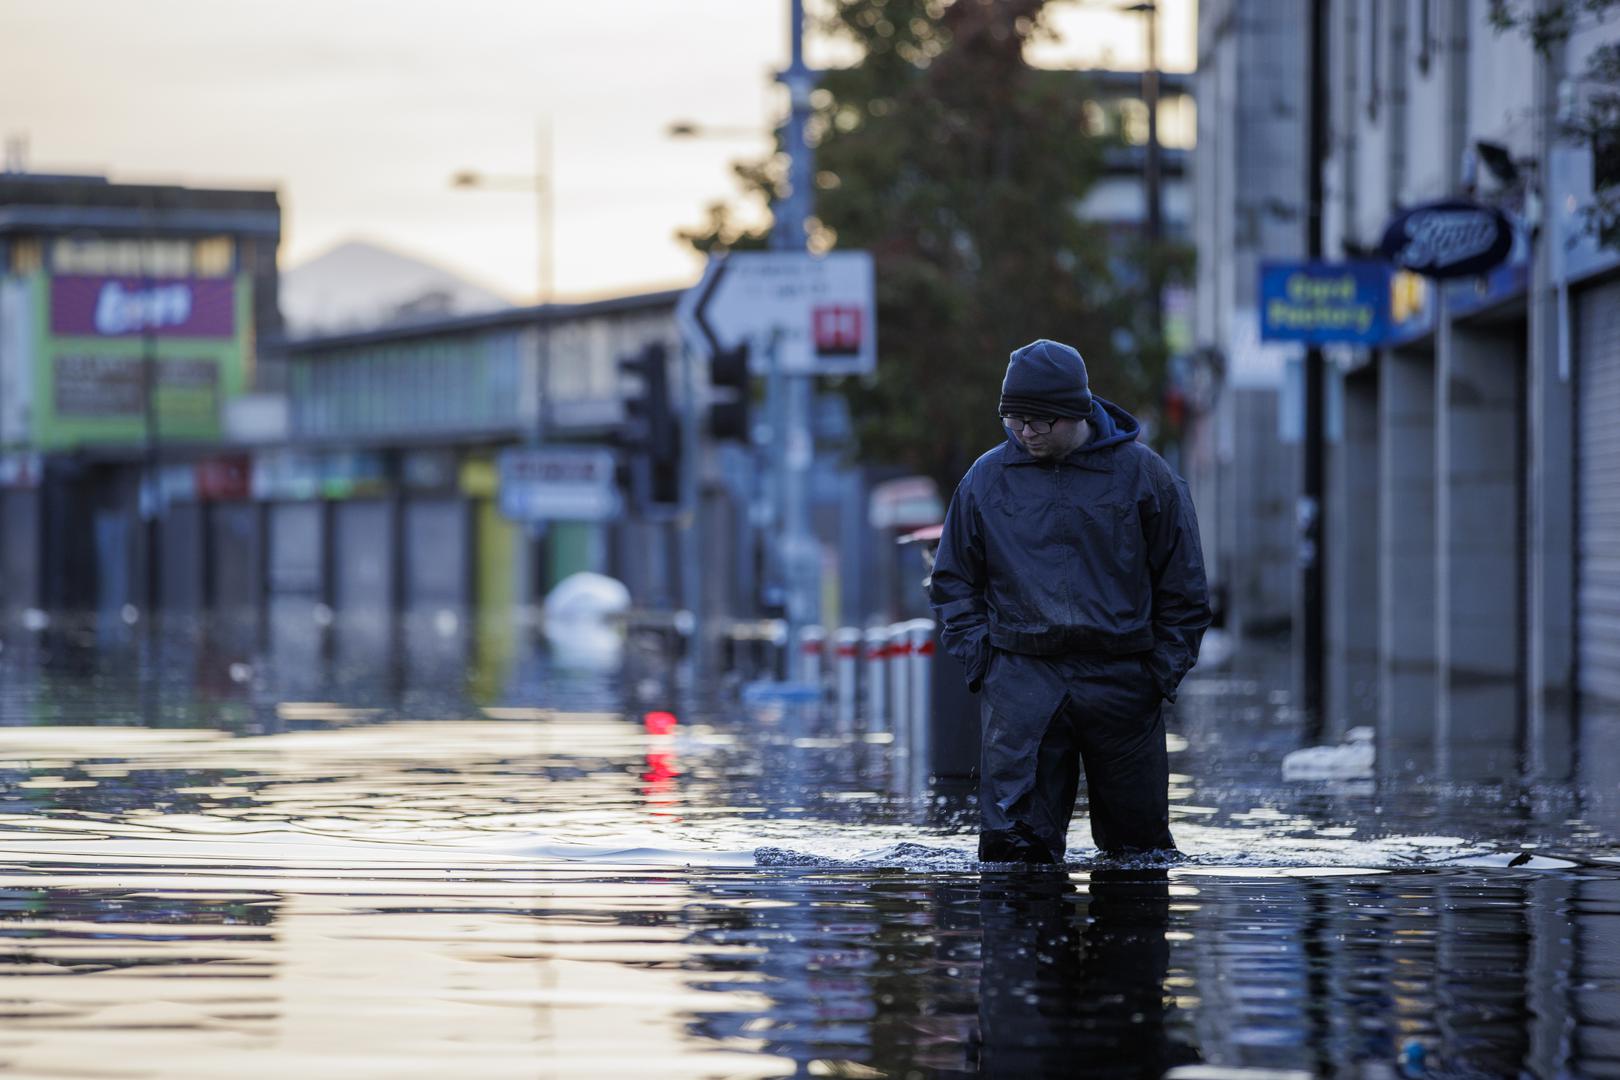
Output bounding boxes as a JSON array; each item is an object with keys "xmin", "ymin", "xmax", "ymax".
[
  {"xmin": 536, "ymin": 118, "xmax": 554, "ymax": 304},
  {"xmin": 679, "ymin": 339, "xmax": 705, "ymax": 682},
  {"xmin": 1141, "ymin": 3, "xmax": 1162, "ymax": 246},
  {"xmin": 771, "ymin": 0, "xmax": 821, "ymax": 678},
  {"xmin": 534, "ymin": 120, "xmax": 554, "ymax": 613},
  {"xmin": 1301, "ymin": 0, "xmax": 1329, "ymax": 728},
  {"xmin": 140, "ymin": 200, "xmax": 161, "ymax": 619},
  {"xmin": 764, "ymin": 329, "xmax": 787, "ymax": 612}
]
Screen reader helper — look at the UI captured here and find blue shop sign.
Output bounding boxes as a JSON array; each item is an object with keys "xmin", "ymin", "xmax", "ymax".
[
  {"xmin": 1378, "ymin": 198, "xmax": 1515, "ymax": 279},
  {"xmin": 1259, "ymin": 261, "xmax": 1390, "ymax": 344}
]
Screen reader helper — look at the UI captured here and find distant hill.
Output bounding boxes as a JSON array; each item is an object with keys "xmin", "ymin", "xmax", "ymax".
[{"xmin": 280, "ymin": 239, "xmax": 515, "ymax": 337}]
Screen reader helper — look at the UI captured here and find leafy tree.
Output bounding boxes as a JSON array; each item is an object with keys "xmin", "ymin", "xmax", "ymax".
[
  {"xmin": 1490, "ymin": 0, "xmax": 1620, "ymax": 247},
  {"xmin": 681, "ymin": 0, "xmax": 1182, "ymax": 489}
]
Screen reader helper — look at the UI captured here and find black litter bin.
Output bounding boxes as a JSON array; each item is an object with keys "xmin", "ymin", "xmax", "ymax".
[{"xmin": 898, "ymin": 525, "xmax": 979, "ymax": 781}]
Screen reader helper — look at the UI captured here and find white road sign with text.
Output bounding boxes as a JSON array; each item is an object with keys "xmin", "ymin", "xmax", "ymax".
[
  {"xmin": 498, "ymin": 446, "xmax": 621, "ymax": 523},
  {"xmin": 678, "ymin": 251, "xmax": 876, "ymax": 376}
]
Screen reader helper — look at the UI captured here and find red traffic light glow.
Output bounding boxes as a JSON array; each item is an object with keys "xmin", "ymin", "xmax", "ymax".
[{"xmin": 644, "ymin": 711, "xmax": 678, "ymax": 735}]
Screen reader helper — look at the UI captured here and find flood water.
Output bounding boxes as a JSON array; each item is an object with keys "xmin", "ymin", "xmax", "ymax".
[{"xmin": 0, "ymin": 618, "xmax": 1617, "ymax": 1078}]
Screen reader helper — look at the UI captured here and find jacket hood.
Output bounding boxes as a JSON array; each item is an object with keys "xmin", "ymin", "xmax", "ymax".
[
  {"xmin": 1076, "ymin": 395, "xmax": 1139, "ymax": 452},
  {"xmin": 1001, "ymin": 395, "xmax": 1139, "ymax": 461}
]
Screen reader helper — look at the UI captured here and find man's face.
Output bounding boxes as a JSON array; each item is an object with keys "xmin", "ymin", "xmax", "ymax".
[{"xmin": 1001, "ymin": 413, "xmax": 1083, "ymax": 459}]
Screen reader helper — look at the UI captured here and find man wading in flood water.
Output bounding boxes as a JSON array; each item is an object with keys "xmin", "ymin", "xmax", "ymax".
[{"xmin": 929, "ymin": 339, "xmax": 1211, "ymax": 864}]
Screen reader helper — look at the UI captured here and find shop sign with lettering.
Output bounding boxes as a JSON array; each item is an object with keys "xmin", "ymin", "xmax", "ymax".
[
  {"xmin": 49, "ymin": 275, "xmax": 237, "ymax": 338},
  {"xmin": 498, "ymin": 446, "xmax": 621, "ymax": 523},
  {"xmin": 1378, "ymin": 199, "xmax": 1515, "ymax": 279},
  {"xmin": 1259, "ymin": 262, "xmax": 1390, "ymax": 344}
]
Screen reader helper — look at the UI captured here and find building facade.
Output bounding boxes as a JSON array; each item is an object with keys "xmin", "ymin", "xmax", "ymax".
[
  {"xmin": 1320, "ymin": 0, "xmax": 1620, "ymax": 784},
  {"xmin": 1190, "ymin": 0, "xmax": 1306, "ymax": 637},
  {"xmin": 1197, "ymin": 1, "xmax": 1620, "ymax": 800},
  {"xmin": 0, "ymin": 173, "xmax": 281, "ymax": 619}
]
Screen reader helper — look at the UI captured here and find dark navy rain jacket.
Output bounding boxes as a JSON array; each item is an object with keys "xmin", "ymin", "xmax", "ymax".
[{"xmin": 928, "ymin": 397, "xmax": 1211, "ymax": 707}]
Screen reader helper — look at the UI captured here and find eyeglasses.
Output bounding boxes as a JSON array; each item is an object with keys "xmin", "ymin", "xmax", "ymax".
[{"xmin": 1000, "ymin": 413, "xmax": 1057, "ymax": 435}]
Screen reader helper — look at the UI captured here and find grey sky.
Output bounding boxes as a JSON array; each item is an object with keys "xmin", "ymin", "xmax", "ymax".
[{"xmin": 3, "ymin": 0, "xmax": 1194, "ymax": 301}]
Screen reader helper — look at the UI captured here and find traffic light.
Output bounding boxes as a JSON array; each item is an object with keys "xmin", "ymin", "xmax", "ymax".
[
  {"xmin": 617, "ymin": 342, "xmax": 680, "ymax": 508},
  {"xmin": 709, "ymin": 343, "xmax": 750, "ymax": 442}
]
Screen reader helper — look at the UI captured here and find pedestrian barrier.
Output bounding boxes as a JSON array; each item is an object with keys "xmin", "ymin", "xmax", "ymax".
[
  {"xmin": 863, "ymin": 625, "xmax": 888, "ymax": 729},
  {"xmin": 834, "ymin": 627, "xmax": 860, "ymax": 729},
  {"xmin": 797, "ymin": 624, "xmax": 825, "ymax": 689},
  {"xmin": 904, "ymin": 618, "xmax": 935, "ymax": 772},
  {"xmin": 886, "ymin": 621, "xmax": 911, "ymax": 741}
]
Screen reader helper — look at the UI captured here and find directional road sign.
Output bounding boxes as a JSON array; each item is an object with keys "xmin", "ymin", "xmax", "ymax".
[{"xmin": 677, "ymin": 251, "xmax": 876, "ymax": 376}]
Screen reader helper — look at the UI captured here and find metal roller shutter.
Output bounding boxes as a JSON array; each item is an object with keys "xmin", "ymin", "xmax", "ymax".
[{"xmin": 1578, "ymin": 278, "xmax": 1620, "ymax": 703}]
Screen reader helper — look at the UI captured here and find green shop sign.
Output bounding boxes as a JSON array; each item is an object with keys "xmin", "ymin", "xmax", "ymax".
[{"xmin": 29, "ymin": 272, "xmax": 252, "ymax": 449}]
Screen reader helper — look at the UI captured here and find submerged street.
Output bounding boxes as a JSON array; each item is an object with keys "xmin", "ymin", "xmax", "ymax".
[{"xmin": 0, "ymin": 620, "xmax": 1615, "ymax": 1078}]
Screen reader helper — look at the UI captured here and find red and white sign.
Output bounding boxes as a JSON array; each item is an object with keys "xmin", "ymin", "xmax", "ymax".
[{"xmin": 812, "ymin": 305, "xmax": 863, "ymax": 357}]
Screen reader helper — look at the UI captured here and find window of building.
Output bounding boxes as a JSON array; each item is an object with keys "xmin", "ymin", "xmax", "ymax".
[
  {"xmin": 1157, "ymin": 94, "xmax": 1196, "ymax": 150},
  {"xmin": 9, "ymin": 238, "xmax": 43, "ymax": 274},
  {"xmin": 1117, "ymin": 98, "xmax": 1150, "ymax": 145},
  {"xmin": 192, "ymin": 237, "xmax": 235, "ymax": 277},
  {"xmin": 51, "ymin": 237, "xmax": 192, "ymax": 276},
  {"xmin": 1081, "ymin": 99, "xmax": 1107, "ymax": 137}
]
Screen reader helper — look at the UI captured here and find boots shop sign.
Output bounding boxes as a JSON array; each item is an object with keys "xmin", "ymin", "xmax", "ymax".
[
  {"xmin": 50, "ymin": 275, "xmax": 236, "ymax": 338},
  {"xmin": 1378, "ymin": 199, "xmax": 1515, "ymax": 279}
]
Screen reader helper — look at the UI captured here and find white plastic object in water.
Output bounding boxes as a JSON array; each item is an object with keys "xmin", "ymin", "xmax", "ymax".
[
  {"xmin": 543, "ymin": 572, "xmax": 631, "ymax": 670},
  {"xmin": 1281, "ymin": 725, "xmax": 1376, "ymax": 780}
]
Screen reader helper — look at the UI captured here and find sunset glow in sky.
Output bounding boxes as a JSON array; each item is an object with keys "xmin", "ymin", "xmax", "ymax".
[{"xmin": 5, "ymin": 0, "xmax": 1195, "ymax": 302}]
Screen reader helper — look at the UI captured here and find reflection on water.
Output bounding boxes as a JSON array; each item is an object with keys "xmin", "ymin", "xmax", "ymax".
[{"xmin": 0, "ymin": 617, "xmax": 1616, "ymax": 1077}]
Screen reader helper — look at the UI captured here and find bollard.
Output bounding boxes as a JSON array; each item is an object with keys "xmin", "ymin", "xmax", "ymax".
[
  {"xmin": 899, "ymin": 618, "xmax": 930, "ymax": 793},
  {"xmin": 863, "ymin": 625, "xmax": 888, "ymax": 729},
  {"xmin": 797, "ymin": 624, "xmax": 825, "ymax": 690},
  {"xmin": 886, "ymin": 622, "xmax": 911, "ymax": 744},
  {"xmin": 834, "ymin": 627, "xmax": 860, "ymax": 729},
  {"xmin": 905, "ymin": 618, "xmax": 935, "ymax": 778},
  {"xmin": 764, "ymin": 619, "xmax": 789, "ymax": 681}
]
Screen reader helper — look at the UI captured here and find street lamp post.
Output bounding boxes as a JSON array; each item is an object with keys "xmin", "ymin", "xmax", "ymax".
[
  {"xmin": 139, "ymin": 194, "xmax": 162, "ymax": 621},
  {"xmin": 452, "ymin": 127, "xmax": 557, "ymax": 610},
  {"xmin": 779, "ymin": 8, "xmax": 821, "ymax": 675},
  {"xmin": 1301, "ymin": 0, "xmax": 1329, "ymax": 730},
  {"xmin": 1121, "ymin": 2, "xmax": 1163, "ymax": 246},
  {"xmin": 665, "ymin": 122, "xmax": 768, "ymax": 141},
  {"xmin": 453, "ymin": 158, "xmax": 554, "ymax": 302},
  {"xmin": 451, "ymin": 123, "xmax": 557, "ymax": 441},
  {"xmin": 450, "ymin": 121, "xmax": 554, "ymax": 304},
  {"xmin": 665, "ymin": 115, "xmax": 776, "ymax": 663},
  {"xmin": 1119, "ymin": 1, "xmax": 1167, "ymax": 399},
  {"xmin": 668, "ymin": 0, "xmax": 822, "ymax": 675}
]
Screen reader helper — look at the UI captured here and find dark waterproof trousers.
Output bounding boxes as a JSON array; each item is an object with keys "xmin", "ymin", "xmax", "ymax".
[{"xmin": 978, "ymin": 650, "xmax": 1174, "ymax": 863}]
